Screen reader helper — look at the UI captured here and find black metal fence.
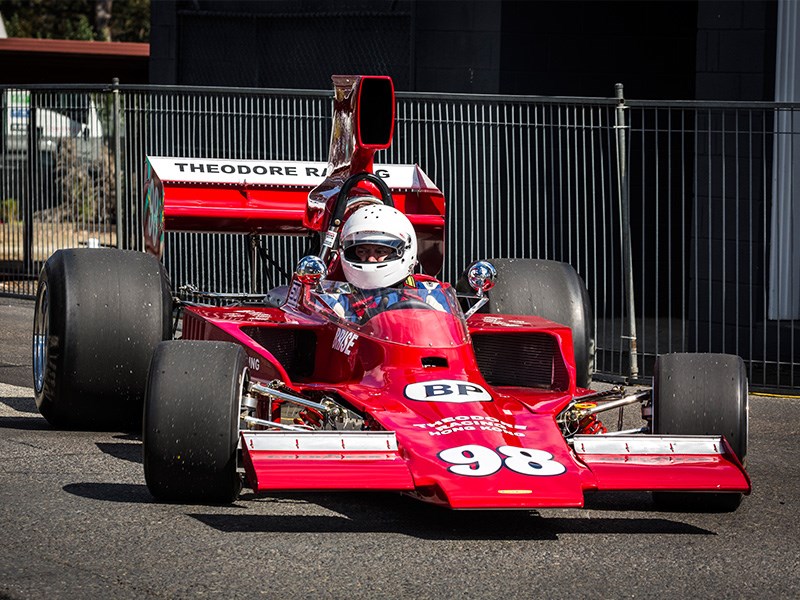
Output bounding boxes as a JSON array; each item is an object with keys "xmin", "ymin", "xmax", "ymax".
[{"xmin": 1, "ymin": 82, "xmax": 797, "ymax": 391}]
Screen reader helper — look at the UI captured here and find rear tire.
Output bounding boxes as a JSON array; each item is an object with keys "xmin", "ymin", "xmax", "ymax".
[
  {"xmin": 652, "ymin": 352, "xmax": 748, "ymax": 512},
  {"xmin": 143, "ymin": 341, "xmax": 246, "ymax": 504},
  {"xmin": 32, "ymin": 248, "xmax": 172, "ymax": 430},
  {"xmin": 462, "ymin": 258, "xmax": 594, "ymax": 388}
]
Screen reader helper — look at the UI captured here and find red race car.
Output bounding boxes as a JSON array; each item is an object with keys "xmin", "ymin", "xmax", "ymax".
[{"xmin": 32, "ymin": 75, "xmax": 750, "ymax": 512}]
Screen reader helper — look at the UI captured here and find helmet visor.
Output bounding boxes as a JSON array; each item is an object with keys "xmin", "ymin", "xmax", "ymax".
[{"xmin": 342, "ymin": 237, "xmax": 405, "ymax": 263}]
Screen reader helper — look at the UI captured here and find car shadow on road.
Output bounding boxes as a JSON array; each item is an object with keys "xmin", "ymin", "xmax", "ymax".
[
  {"xmin": 62, "ymin": 482, "xmax": 715, "ymax": 539},
  {"xmin": 0, "ymin": 414, "xmax": 51, "ymax": 430},
  {"xmin": 95, "ymin": 441, "xmax": 143, "ymax": 464},
  {"xmin": 189, "ymin": 492, "xmax": 716, "ymax": 540},
  {"xmin": 0, "ymin": 394, "xmax": 47, "ymax": 429},
  {"xmin": 0, "ymin": 395, "xmax": 37, "ymax": 413},
  {"xmin": 63, "ymin": 482, "xmax": 153, "ymax": 504},
  {"xmin": 187, "ymin": 511, "xmax": 714, "ymax": 540}
]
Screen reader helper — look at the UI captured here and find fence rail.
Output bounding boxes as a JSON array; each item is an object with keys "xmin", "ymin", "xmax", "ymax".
[{"xmin": 1, "ymin": 82, "xmax": 797, "ymax": 391}]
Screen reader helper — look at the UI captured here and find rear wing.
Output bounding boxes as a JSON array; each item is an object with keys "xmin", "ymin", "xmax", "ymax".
[{"xmin": 143, "ymin": 75, "xmax": 446, "ymax": 275}]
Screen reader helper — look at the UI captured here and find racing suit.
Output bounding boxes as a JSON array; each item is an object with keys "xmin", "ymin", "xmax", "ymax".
[{"xmin": 315, "ymin": 274, "xmax": 450, "ymax": 323}]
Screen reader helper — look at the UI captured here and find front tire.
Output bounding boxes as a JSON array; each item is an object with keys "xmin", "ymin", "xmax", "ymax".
[
  {"xmin": 33, "ymin": 248, "xmax": 172, "ymax": 430},
  {"xmin": 652, "ymin": 352, "xmax": 748, "ymax": 512},
  {"xmin": 143, "ymin": 341, "xmax": 246, "ymax": 504}
]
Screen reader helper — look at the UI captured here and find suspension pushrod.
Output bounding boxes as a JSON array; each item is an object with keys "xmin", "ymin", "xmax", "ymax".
[
  {"xmin": 249, "ymin": 382, "xmax": 329, "ymax": 413},
  {"xmin": 576, "ymin": 390, "xmax": 651, "ymax": 417},
  {"xmin": 596, "ymin": 427, "xmax": 650, "ymax": 436},
  {"xmin": 242, "ymin": 415, "xmax": 311, "ymax": 431}
]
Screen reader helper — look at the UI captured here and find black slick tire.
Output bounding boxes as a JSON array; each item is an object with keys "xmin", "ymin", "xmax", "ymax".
[
  {"xmin": 463, "ymin": 258, "xmax": 594, "ymax": 388},
  {"xmin": 652, "ymin": 352, "xmax": 748, "ymax": 512},
  {"xmin": 143, "ymin": 340, "xmax": 246, "ymax": 504},
  {"xmin": 32, "ymin": 248, "xmax": 172, "ymax": 430}
]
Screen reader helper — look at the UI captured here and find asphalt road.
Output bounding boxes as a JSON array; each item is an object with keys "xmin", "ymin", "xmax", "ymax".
[
  {"xmin": 0, "ymin": 298, "xmax": 33, "ymax": 389},
  {"xmin": 1, "ymin": 297, "xmax": 799, "ymax": 599}
]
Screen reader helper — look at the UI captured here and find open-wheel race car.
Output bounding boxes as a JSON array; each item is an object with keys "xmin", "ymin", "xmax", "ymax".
[{"xmin": 32, "ymin": 75, "xmax": 750, "ymax": 512}]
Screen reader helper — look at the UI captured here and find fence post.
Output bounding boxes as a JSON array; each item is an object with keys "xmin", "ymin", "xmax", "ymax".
[
  {"xmin": 112, "ymin": 78, "xmax": 123, "ymax": 249},
  {"xmin": 249, "ymin": 233, "xmax": 258, "ymax": 294},
  {"xmin": 614, "ymin": 83, "xmax": 639, "ymax": 380},
  {"xmin": 23, "ymin": 93, "xmax": 36, "ymax": 277}
]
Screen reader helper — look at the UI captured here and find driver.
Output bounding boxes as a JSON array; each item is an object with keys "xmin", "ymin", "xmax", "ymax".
[
  {"xmin": 340, "ymin": 203, "xmax": 417, "ymax": 289},
  {"xmin": 319, "ymin": 203, "xmax": 448, "ymax": 321}
]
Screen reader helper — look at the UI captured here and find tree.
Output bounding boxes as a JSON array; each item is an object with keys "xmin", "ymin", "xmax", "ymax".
[
  {"xmin": 0, "ymin": 0, "xmax": 149, "ymax": 43},
  {"xmin": 109, "ymin": 0, "xmax": 149, "ymax": 42},
  {"xmin": 95, "ymin": 0, "xmax": 112, "ymax": 41}
]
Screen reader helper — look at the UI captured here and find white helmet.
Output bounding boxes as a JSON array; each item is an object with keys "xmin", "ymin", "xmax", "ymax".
[{"xmin": 339, "ymin": 204, "xmax": 418, "ymax": 289}]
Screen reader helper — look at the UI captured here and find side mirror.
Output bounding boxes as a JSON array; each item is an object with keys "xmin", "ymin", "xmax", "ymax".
[
  {"xmin": 463, "ymin": 261, "xmax": 497, "ymax": 319},
  {"xmin": 467, "ymin": 261, "xmax": 497, "ymax": 295},
  {"xmin": 295, "ymin": 255, "xmax": 327, "ymax": 286}
]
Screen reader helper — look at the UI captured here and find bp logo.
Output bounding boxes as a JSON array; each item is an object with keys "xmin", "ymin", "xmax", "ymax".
[{"xmin": 404, "ymin": 380, "xmax": 492, "ymax": 403}]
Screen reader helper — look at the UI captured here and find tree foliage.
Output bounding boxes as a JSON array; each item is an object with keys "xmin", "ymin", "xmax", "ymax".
[{"xmin": 1, "ymin": 0, "xmax": 150, "ymax": 43}]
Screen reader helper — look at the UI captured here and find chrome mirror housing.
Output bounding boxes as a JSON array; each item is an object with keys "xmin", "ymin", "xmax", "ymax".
[
  {"xmin": 467, "ymin": 261, "xmax": 497, "ymax": 295},
  {"xmin": 295, "ymin": 255, "xmax": 327, "ymax": 286},
  {"xmin": 463, "ymin": 261, "xmax": 497, "ymax": 319}
]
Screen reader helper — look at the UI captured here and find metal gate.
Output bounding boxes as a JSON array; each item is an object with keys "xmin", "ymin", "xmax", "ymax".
[{"xmin": 1, "ymin": 82, "xmax": 797, "ymax": 391}]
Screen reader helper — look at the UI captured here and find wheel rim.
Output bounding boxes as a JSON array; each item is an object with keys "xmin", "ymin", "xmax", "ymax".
[
  {"xmin": 236, "ymin": 366, "xmax": 250, "ymax": 470},
  {"xmin": 32, "ymin": 281, "xmax": 49, "ymax": 394}
]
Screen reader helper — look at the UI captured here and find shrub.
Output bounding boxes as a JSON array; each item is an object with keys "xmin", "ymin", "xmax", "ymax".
[{"xmin": 0, "ymin": 198, "xmax": 20, "ymax": 223}]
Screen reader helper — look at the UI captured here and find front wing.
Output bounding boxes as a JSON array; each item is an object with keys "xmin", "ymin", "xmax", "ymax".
[
  {"xmin": 240, "ymin": 430, "xmax": 750, "ymax": 509},
  {"xmin": 242, "ymin": 431, "xmax": 415, "ymax": 492}
]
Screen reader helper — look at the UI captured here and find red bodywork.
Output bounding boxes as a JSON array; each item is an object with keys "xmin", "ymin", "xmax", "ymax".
[
  {"xmin": 180, "ymin": 303, "xmax": 749, "ymax": 508},
  {"xmin": 143, "ymin": 75, "xmax": 750, "ymax": 509}
]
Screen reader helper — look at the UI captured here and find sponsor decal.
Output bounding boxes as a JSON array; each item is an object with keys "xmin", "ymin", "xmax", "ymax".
[
  {"xmin": 146, "ymin": 157, "xmax": 420, "ymax": 188},
  {"xmin": 218, "ymin": 310, "xmax": 273, "ymax": 322},
  {"xmin": 285, "ymin": 280, "xmax": 302, "ymax": 308},
  {"xmin": 438, "ymin": 444, "xmax": 566, "ymax": 477},
  {"xmin": 248, "ymin": 356, "xmax": 261, "ymax": 371},
  {"xmin": 412, "ymin": 415, "xmax": 527, "ymax": 437},
  {"xmin": 332, "ymin": 327, "xmax": 358, "ymax": 356},
  {"xmin": 482, "ymin": 315, "xmax": 530, "ymax": 327},
  {"xmin": 405, "ymin": 380, "xmax": 491, "ymax": 403},
  {"xmin": 174, "ymin": 161, "xmax": 313, "ymax": 178},
  {"xmin": 323, "ymin": 230, "xmax": 338, "ymax": 249}
]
